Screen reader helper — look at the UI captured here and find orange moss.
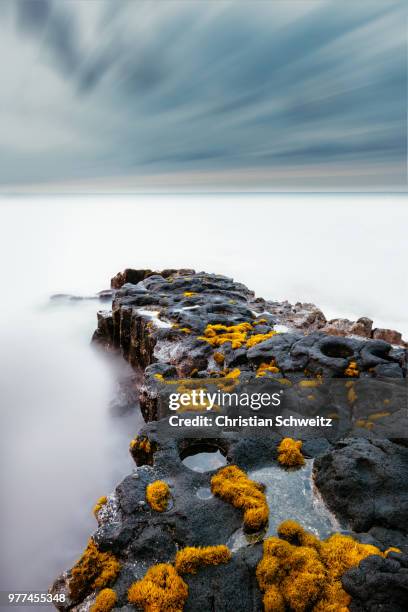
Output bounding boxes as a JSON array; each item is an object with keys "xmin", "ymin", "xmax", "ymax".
[
  {"xmin": 277, "ymin": 438, "xmax": 305, "ymax": 468},
  {"xmin": 246, "ymin": 332, "xmax": 277, "ymax": 348},
  {"xmin": 257, "ymin": 521, "xmax": 390, "ymax": 612},
  {"xmin": 93, "ymin": 496, "xmax": 108, "ymax": 518},
  {"xmin": 211, "ymin": 465, "xmax": 268, "ymax": 531},
  {"xmin": 146, "ymin": 480, "xmax": 170, "ymax": 512},
  {"xmin": 344, "ymin": 361, "xmax": 359, "ymax": 377},
  {"xmin": 69, "ymin": 539, "xmax": 120, "ymax": 601},
  {"xmin": 90, "ymin": 588, "xmax": 117, "ymax": 612},
  {"xmin": 175, "ymin": 545, "xmax": 231, "ymax": 574},
  {"xmin": 257, "ymin": 360, "xmax": 280, "ymax": 377},
  {"xmin": 277, "ymin": 520, "xmax": 320, "ymax": 549},
  {"xmin": 128, "ymin": 563, "xmax": 188, "ymax": 612}
]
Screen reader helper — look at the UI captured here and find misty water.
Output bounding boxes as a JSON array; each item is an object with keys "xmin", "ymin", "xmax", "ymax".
[{"xmin": 0, "ymin": 194, "xmax": 406, "ymax": 594}]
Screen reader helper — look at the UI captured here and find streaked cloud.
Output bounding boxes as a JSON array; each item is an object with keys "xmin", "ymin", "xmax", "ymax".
[{"xmin": 0, "ymin": 0, "xmax": 406, "ymax": 190}]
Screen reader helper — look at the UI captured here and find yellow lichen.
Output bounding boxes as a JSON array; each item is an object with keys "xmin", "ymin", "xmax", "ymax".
[
  {"xmin": 385, "ymin": 547, "xmax": 401, "ymax": 556},
  {"xmin": 277, "ymin": 438, "xmax": 305, "ymax": 468},
  {"xmin": 257, "ymin": 521, "xmax": 391, "ymax": 612},
  {"xmin": 278, "ymin": 378, "xmax": 292, "ymax": 386},
  {"xmin": 368, "ymin": 411, "xmax": 391, "ymax": 421},
  {"xmin": 90, "ymin": 588, "xmax": 117, "ymax": 612},
  {"xmin": 355, "ymin": 419, "xmax": 374, "ymax": 430},
  {"xmin": 183, "ymin": 291, "xmax": 197, "ymax": 297},
  {"xmin": 130, "ymin": 436, "xmax": 152, "ymax": 454},
  {"xmin": 344, "ymin": 361, "xmax": 359, "ymax": 377},
  {"xmin": 93, "ymin": 496, "xmax": 108, "ymax": 518},
  {"xmin": 257, "ymin": 360, "xmax": 280, "ymax": 377},
  {"xmin": 246, "ymin": 332, "xmax": 277, "ymax": 348},
  {"xmin": 299, "ymin": 380, "xmax": 320, "ymax": 388},
  {"xmin": 154, "ymin": 373, "xmax": 164, "ymax": 381},
  {"xmin": 211, "ymin": 465, "xmax": 268, "ymax": 532},
  {"xmin": 225, "ymin": 367, "xmax": 241, "ymax": 379},
  {"xmin": 69, "ymin": 539, "xmax": 120, "ymax": 601},
  {"xmin": 198, "ymin": 323, "xmax": 253, "ymax": 349},
  {"xmin": 253, "ymin": 319, "xmax": 268, "ymax": 325},
  {"xmin": 213, "ymin": 351, "xmax": 225, "ymax": 365},
  {"xmin": 179, "ymin": 327, "xmax": 191, "ymax": 334},
  {"xmin": 347, "ymin": 385, "xmax": 357, "ymax": 404},
  {"xmin": 174, "ymin": 384, "xmax": 217, "ymax": 412},
  {"xmin": 146, "ymin": 480, "xmax": 170, "ymax": 512},
  {"xmin": 128, "ymin": 563, "xmax": 188, "ymax": 612},
  {"xmin": 175, "ymin": 545, "xmax": 231, "ymax": 574}
]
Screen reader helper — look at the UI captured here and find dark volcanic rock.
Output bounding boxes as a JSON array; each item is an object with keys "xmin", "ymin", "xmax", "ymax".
[
  {"xmin": 315, "ymin": 438, "xmax": 408, "ymax": 536},
  {"xmin": 51, "ymin": 269, "xmax": 408, "ymax": 611},
  {"xmin": 342, "ymin": 554, "xmax": 408, "ymax": 611},
  {"xmin": 183, "ymin": 545, "xmax": 263, "ymax": 612}
]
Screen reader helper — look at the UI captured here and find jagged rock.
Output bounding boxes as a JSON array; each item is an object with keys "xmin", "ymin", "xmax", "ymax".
[
  {"xmin": 264, "ymin": 300, "xmax": 326, "ymax": 331},
  {"xmin": 321, "ymin": 318, "xmax": 354, "ymax": 337},
  {"xmin": 315, "ymin": 438, "xmax": 408, "ymax": 538},
  {"xmin": 342, "ymin": 554, "xmax": 408, "ymax": 611},
  {"xmin": 373, "ymin": 328, "xmax": 403, "ymax": 345},
  {"xmin": 51, "ymin": 269, "xmax": 408, "ymax": 611},
  {"xmin": 351, "ymin": 317, "xmax": 374, "ymax": 338},
  {"xmin": 321, "ymin": 317, "xmax": 374, "ymax": 339}
]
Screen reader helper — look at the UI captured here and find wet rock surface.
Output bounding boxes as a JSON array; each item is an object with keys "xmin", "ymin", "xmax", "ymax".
[{"xmin": 52, "ymin": 269, "xmax": 407, "ymax": 611}]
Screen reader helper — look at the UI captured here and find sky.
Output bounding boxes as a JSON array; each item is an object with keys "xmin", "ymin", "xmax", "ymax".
[{"xmin": 0, "ymin": 0, "xmax": 407, "ymax": 192}]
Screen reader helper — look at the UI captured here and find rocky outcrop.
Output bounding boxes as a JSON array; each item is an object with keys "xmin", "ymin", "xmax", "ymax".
[
  {"xmin": 52, "ymin": 269, "xmax": 408, "ymax": 611},
  {"xmin": 315, "ymin": 438, "xmax": 408, "ymax": 538},
  {"xmin": 342, "ymin": 553, "xmax": 408, "ymax": 611}
]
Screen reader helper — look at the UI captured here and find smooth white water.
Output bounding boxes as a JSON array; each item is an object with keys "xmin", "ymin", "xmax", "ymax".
[
  {"xmin": 0, "ymin": 194, "xmax": 406, "ymax": 593},
  {"xmin": 1, "ymin": 194, "xmax": 406, "ymax": 334},
  {"xmin": 0, "ymin": 298, "xmax": 140, "ymax": 593}
]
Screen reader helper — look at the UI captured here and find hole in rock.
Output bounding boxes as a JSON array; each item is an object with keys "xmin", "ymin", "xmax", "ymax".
[
  {"xmin": 196, "ymin": 487, "xmax": 213, "ymax": 500},
  {"xmin": 180, "ymin": 443, "xmax": 227, "ymax": 473},
  {"xmin": 320, "ymin": 341, "xmax": 354, "ymax": 359},
  {"xmin": 369, "ymin": 347, "xmax": 392, "ymax": 361}
]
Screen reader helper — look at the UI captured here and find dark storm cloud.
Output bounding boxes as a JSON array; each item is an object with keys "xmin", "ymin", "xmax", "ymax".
[
  {"xmin": 15, "ymin": 0, "xmax": 80, "ymax": 74},
  {"xmin": 1, "ymin": 0, "xmax": 407, "ymax": 189},
  {"xmin": 15, "ymin": 0, "xmax": 51, "ymax": 31}
]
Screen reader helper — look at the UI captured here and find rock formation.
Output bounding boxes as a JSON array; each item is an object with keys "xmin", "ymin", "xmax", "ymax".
[{"xmin": 51, "ymin": 269, "xmax": 408, "ymax": 611}]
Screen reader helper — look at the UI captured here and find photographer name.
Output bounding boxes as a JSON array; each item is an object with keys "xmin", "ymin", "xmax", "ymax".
[{"xmin": 168, "ymin": 414, "xmax": 333, "ymax": 427}]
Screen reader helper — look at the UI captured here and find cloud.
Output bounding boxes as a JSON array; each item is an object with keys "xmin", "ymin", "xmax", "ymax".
[{"xmin": 0, "ymin": 0, "xmax": 406, "ymax": 189}]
